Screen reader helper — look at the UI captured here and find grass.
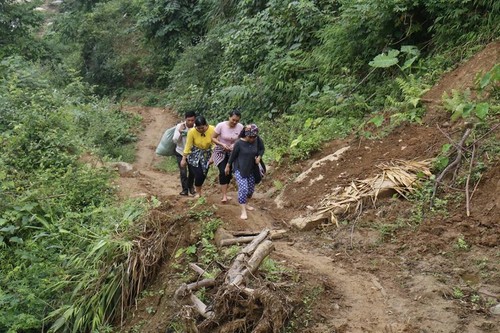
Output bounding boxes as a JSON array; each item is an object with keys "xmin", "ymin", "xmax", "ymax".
[
  {"xmin": 284, "ymin": 285, "xmax": 324, "ymax": 332},
  {"xmin": 260, "ymin": 258, "xmax": 288, "ymax": 282},
  {"xmin": 155, "ymin": 156, "xmax": 178, "ymax": 173}
]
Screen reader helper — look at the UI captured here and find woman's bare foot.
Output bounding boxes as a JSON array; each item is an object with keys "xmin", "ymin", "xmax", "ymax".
[
  {"xmin": 246, "ymin": 205, "xmax": 255, "ymax": 211},
  {"xmin": 240, "ymin": 204, "xmax": 247, "ymax": 219}
]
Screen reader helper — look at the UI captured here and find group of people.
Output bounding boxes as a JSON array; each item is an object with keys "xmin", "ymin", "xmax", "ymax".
[{"xmin": 171, "ymin": 109, "xmax": 265, "ymax": 220}]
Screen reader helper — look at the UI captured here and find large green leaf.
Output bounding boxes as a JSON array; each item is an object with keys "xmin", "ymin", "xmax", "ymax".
[
  {"xmin": 369, "ymin": 50, "xmax": 400, "ymax": 68},
  {"xmin": 474, "ymin": 103, "xmax": 489, "ymax": 119}
]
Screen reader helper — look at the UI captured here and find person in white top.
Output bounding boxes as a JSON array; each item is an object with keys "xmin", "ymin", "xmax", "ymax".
[
  {"xmin": 211, "ymin": 109, "xmax": 244, "ymax": 203},
  {"xmin": 172, "ymin": 110, "xmax": 196, "ymax": 196}
]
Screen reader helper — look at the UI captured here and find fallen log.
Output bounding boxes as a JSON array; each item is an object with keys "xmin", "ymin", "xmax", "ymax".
[
  {"xmin": 189, "ymin": 263, "xmax": 206, "ymax": 276},
  {"xmin": 220, "ymin": 235, "xmax": 256, "ymax": 247},
  {"xmin": 225, "ymin": 229, "xmax": 270, "ymax": 284},
  {"xmin": 228, "ymin": 240, "xmax": 275, "ymax": 287},
  {"xmin": 189, "ymin": 294, "xmax": 214, "ymax": 319},
  {"xmin": 174, "ymin": 278, "xmax": 215, "ymax": 300},
  {"xmin": 187, "ymin": 278, "xmax": 216, "ymax": 291},
  {"xmin": 219, "ymin": 229, "xmax": 287, "ymax": 247},
  {"xmin": 176, "ymin": 228, "xmax": 285, "ymax": 331}
]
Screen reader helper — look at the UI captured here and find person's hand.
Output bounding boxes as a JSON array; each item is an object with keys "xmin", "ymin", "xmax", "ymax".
[
  {"xmin": 222, "ymin": 144, "xmax": 230, "ymax": 151},
  {"xmin": 180, "ymin": 123, "xmax": 186, "ymax": 133},
  {"xmin": 180, "ymin": 157, "xmax": 187, "ymax": 168},
  {"xmin": 208, "ymin": 158, "xmax": 214, "ymax": 165},
  {"xmin": 225, "ymin": 165, "xmax": 230, "ymax": 175},
  {"xmin": 255, "ymin": 156, "xmax": 261, "ymax": 165}
]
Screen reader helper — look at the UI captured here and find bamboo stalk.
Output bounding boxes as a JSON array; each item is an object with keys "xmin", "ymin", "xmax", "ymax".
[
  {"xmin": 189, "ymin": 263, "xmax": 206, "ymax": 276},
  {"xmin": 465, "ymin": 143, "xmax": 476, "ymax": 217}
]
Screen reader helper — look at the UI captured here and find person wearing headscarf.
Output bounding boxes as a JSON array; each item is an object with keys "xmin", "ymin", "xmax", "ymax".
[
  {"xmin": 181, "ymin": 116, "xmax": 215, "ymax": 197},
  {"xmin": 211, "ymin": 108, "xmax": 244, "ymax": 203},
  {"xmin": 225, "ymin": 124, "xmax": 265, "ymax": 220}
]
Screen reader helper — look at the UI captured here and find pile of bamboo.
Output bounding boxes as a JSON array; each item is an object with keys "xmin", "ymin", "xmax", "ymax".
[{"xmin": 316, "ymin": 159, "xmax": 433, "ymax": 223}]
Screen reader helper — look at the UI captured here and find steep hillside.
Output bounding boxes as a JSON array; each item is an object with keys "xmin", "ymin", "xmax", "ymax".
[{"xmin": 116, "ymin": 42, "xmax": 499, "ymax": 333}]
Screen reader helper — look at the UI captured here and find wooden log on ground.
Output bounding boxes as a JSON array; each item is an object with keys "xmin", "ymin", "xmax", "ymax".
[
  {"xmin": 189, "ymin": 263, "xmax": 206, "ymax": 276},
  {"xmin": 230, "ymin": 230, "xmax": 260, "ymax": 237},
  {"xmin": 242, "ymin": 229, "xmax": 270, "ymax": 254},
  {"xmin": 269, "ymin": 229, "xmax": 287, "ymax": 240},
  {"xmin": 229, "ymin": 240, "xmax": 274, "ymax": 286},
  {"xmin": 247, "ymin": 240, "xmax": 274, "ymax": 272},
  {"xmin": 177, "ymin": 228, "xmax": 277, "ymax": 328},
  {"xmin": 189, "ymin": 294, "xmax": 214, "ymax": 319},
  {"xmin": 219, "ymin": 229, "xmax": 287, "ymax": 247},
  {"xmin": 187, "ymin": 278, "xmax": 216, "ymax": 291},
  {"xmin": 220, "ymin": 236, "xmax": 256, "ymax": 247},
  {"xmin": 225, "ymin": 229, "xmax": 270, "ymax": 284},
  {"xmin": 175, "ymin": 278, "xmax": 216, "ymax": 300}
]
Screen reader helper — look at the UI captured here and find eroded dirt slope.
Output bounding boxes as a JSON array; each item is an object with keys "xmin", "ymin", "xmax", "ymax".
[{"xmin": 117, "ymin": 42, "xmax": 499, "ymax": 332}]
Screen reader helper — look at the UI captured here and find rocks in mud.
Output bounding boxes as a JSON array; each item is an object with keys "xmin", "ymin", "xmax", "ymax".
[
  {"xmin": 289, "ymin": 213, "xmax": 330, "ymax": 231},
  {"xmin": 108, "ymin": 162, "xmax": 135, "ymax": 177},
  {"xmin": 490, "ymin": 303, "xmax": 500, "ymax": 315}
]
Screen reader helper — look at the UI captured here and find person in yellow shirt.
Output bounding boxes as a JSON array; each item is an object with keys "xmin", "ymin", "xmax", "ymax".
[{"xmin": 180, "ymin": 116, "xmax": 215, "ymax": 197}]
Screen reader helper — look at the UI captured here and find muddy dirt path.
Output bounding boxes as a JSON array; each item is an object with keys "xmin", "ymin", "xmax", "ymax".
[
  {"xmin": 119, "ymin": 107, "xmax": 403, "ymax": 331},
  {"xmin": 117, "ymin": 106, "xmax": 473, "ymax": 333},
  {"xmin": 116, "ymin": 107, "xmax": 180, "ymax": 199}
]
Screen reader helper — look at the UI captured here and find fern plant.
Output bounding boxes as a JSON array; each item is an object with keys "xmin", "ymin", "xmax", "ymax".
[{"xmin": 387, "ymin": 75, "xmax": 430, "ymax": 124}]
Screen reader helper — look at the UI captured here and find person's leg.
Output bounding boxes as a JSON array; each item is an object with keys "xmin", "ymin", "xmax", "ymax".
[
  {"xmin": 234, "ymin": 170, "xmax": 249, "ymax": 219},
  {"xmin": 188, "ymin": 166, "xmax": 196, "ymax": 195},
  {"xmin": 246, "ymin": 174, "xmax": 256, "ymax": 210},
  {"xmin": 192, "ymin": 163, "xmax": 206, "ymax": 197},
  {"xmin": 175, "ymin": 152, "xmax": 188, "ymax": 195},
  {"xmin": 218, "ymin": 156, "xmax": 232, "ymax": 202}
]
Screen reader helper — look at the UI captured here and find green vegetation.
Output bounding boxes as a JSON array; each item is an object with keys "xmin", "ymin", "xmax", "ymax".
[
  {"xmin": 1, "ymin": 0, "xmax": 498, "ymax": 331},
  {"xmin": 285, "ymin": 285, "xmax": 324, "ymax": 332},
  {"xmin": 0, "ymin": 53, "xmax": 147, "ymax": 332},
  {"xmin": 44, "ymin": 0, "xmax": 499, "ymax": 162}
]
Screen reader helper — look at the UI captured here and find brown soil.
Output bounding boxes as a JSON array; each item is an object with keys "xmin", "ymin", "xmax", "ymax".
[{"xmin": 117, "ymin": 42, "xmax": 500, "ymax": 332}]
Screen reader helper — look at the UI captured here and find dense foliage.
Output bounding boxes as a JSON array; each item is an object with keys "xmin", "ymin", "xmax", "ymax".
[
  {"xmin": 157, "ymin": 0, "xmax": 498, "ymax": 160},
  {"xmin": 0, "ymin": 0, "xmax": 47, "ymax": 60},
  {"xmin": 0, "ymin": 55, "xmax": 142, "ymax": 332}
]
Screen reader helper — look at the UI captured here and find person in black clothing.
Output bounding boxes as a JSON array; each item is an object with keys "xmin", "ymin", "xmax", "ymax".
[
  {"xmin": 225, "ymin": 124, "xmax": 264, "ymax": 220},
  {"xmin": 172, "ymin": 110, "xmax": 196, "ymax": 196}
]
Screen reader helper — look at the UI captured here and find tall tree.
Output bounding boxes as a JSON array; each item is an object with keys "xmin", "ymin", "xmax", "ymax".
[
  {"xmin": 0, "ymin": 0, "xmax": 44, "ymax": 58},
  {"xmin": 137, "ymin": 0, "xmax": 208, "ymax": 69}
]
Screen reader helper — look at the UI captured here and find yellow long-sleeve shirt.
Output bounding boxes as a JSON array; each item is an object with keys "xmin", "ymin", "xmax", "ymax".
[{"xmin": 183, "ymin": 125, "xmax": 216, "ymax": 155}]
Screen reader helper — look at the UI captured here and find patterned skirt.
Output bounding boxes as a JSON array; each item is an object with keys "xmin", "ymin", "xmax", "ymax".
[{"xmin": 187, "ymin": 146, "xmax": 212, "ymax": 174}]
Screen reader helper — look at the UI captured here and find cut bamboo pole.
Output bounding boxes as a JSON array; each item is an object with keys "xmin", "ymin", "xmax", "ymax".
[
  {"xmin": 186, "ymin": 278, "xmax": 216, "ymax": 291},
  {"xmin": 189, "ymin": 263, "xmax": 206, "ymax": 276},
  {"xmin": 189, "ymin": 294, "xmax": 214, "ymax": 319}
]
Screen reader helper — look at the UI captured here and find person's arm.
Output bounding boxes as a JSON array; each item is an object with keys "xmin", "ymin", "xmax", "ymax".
[
  {"xmin": 172, "ymin": 123, "xmax": 183, "ymax": 143},
  {"xmin": 225, "ymin": 140, "xmax": 240, "ymax": 174},
  {"xmin": 256, "ymin": 136, "xmax": 265, "ymax": 157},
  {"xmin": 212, "ymin": 124, "xmax": 231, "ymax": 151},
  {"xmin": 208, "ymin": 125, "xmax": 216, "ymax": 149},
  {"xmin": 183, "ymin": 129, "xmax": 195, "ymax": 155},
  {"xmin": 211, "ymin": 129, "xmax": 226, "ymax": 148},
  {"xmin": 255, "ymin": 136, "xmax": 265, "ymax": 164},
  {"xmin": 180, "ymin": 129, "xmax": 194, "ymax": 168}
]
